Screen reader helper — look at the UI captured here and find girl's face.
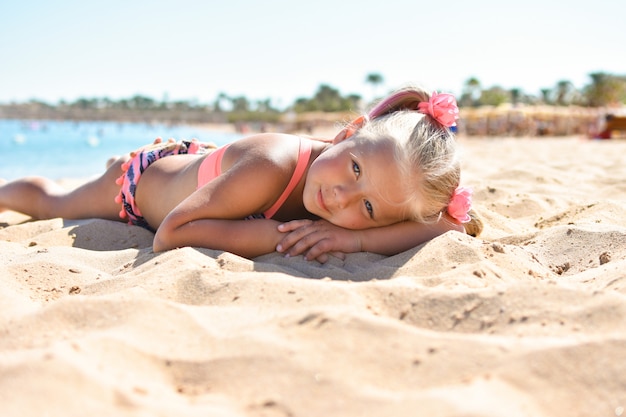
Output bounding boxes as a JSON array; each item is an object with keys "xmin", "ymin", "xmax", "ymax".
[{"xmin": 303, "ymin": 137, "xmax": 416, "ymax": 229}]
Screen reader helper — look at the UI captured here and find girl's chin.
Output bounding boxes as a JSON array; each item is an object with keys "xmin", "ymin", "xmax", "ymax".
[{"xmin": 302, "ymin": 199, "xmax": 317, "ymax": 216}]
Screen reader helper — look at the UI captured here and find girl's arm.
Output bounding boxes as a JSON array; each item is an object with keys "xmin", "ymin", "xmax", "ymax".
[
  {"xmin": 154, "ymin": 217, "xmax": 284, "ymax": 258},
  {"xmin": 361, "ymin": 215, "xmax": 464, "ymax": 254},
  {"xmin": 154, "ymin": 135, "xmax": 298, "ymax": 257},
  {"xmin": 276, "ymin": 214, "xmax": 464, "ymax": 261}
]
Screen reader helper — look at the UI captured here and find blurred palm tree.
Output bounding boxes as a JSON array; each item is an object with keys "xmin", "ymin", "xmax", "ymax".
[
  {"xmin": 510, "ymin": 88, "xmax": 521, "ymax": 106},
  {"xmin": 555, "ymin": 80, "xmax": 575, "ymax": 106},
  {"xmin": 460, "ymin": 77, "xmax": 481, "ymax": 107},
  {"xmin": 365, "ymin": 72, "xmax": 384, "ymax": 100},
  {"xmin": 480, "ymin": 86, "xmax": 510, "ymax": 106},
  {"xmin": 540, "ymin": 88, "xmax": 552, "ymax": 105},
  {"xmin": 584, "ymin": 72, "xmax": 626, "ymax": 107},
  {"xmin": 293, "ymin": 84, "xmax": 360, "ymax": 113},
  {"xmin": 214, "ymin": 92, "xmax": 231, "ymax": 112}
]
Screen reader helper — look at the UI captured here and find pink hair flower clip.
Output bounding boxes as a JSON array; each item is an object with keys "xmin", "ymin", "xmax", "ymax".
[
  {"xmin": 417, "ymin": 91, "xmax": 459, "ymax": 127},
  {"xmin": 447, "ymin": 186, "xmax": 472, "ymax": 223}
]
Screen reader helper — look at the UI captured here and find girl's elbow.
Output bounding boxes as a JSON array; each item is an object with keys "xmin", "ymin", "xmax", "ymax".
[
  {"xmin": 153, "ymin": 214, "xmax": 187, "ymax": 252},
  {"xmin": 153, "ymin": 227, "xmax": 175, "ymax": 252},
  {"xmin": 152, "ymin": 232, "xmax": 167, "ymax": 252}
]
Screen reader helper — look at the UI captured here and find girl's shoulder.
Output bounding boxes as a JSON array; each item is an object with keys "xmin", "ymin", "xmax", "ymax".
[{"xmin": 223, "ymin": 133, "xmax": 303, "ymax": 172}]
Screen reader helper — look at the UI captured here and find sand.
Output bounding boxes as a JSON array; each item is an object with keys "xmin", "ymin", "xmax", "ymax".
[{"xmin": 1, "ymin": 136, "xmax": 625, "ymax": 417}]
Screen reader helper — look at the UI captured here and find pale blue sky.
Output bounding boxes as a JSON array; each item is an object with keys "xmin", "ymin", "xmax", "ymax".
[{"xmin": 1, "ymin": 0, "xmax": 624, "ymax": 108}]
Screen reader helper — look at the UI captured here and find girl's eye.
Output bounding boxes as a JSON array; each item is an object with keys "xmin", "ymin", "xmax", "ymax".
[
  {"xmin": 352, "ymin": 160, "xmax": 373, "ymax": 218},
  {"xmin": 364, "ymin": 200, "xmax": 374, "ymax": 218},
  {"xmin": 352, "ymin": 160, "xmax": 361, "ymax": 177}
]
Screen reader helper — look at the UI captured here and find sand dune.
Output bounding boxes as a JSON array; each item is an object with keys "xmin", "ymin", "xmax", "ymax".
[{"xmin": 1, "ymin": 136, "xmax": 625, "ymax": 417}]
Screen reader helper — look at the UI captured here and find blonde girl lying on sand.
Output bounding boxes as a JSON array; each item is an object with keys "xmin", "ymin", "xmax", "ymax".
[{"xmin": 0, "ymin": 85, "xmax": 481, "ymax": 263}]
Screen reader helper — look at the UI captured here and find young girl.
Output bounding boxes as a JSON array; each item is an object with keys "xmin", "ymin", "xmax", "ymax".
[{"xmin": 0, "ymin": 86, "xmax": 481, "ymax": 262}]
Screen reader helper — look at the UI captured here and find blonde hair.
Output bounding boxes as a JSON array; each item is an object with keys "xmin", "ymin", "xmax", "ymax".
[{"xmin": 353, "ymin": 85, "xmax": 482, "ymax": 235}]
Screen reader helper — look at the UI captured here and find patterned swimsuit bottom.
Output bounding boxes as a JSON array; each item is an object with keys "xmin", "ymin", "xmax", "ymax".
[{"xmin": 114, "ymin": 140, "xmax": 215, "ymax": 230}]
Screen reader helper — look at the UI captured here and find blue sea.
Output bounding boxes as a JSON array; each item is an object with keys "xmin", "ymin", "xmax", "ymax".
[{"xmin": 0, "ymin": 120, "xmax": 242, "ymax": 180}]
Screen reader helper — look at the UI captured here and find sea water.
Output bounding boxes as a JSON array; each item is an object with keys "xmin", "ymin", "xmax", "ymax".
[{"xmin": 0, "ymin": 120, "xmax": 242, "ymax": 180}]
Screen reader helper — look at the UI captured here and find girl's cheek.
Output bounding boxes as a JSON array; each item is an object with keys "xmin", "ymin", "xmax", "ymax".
[{"xmin": 332, "ymin": 213, "xmax": 361, "ymax": 230}]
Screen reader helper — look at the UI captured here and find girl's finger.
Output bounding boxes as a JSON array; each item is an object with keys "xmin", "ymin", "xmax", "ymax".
[{"xmin": 277, "ymin": 219, "xmax": 313, "ymax": 232}]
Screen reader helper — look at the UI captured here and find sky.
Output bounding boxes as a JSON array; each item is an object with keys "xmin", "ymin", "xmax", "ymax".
[{"xmin": 1, "ymin": 0, "xmax": 625, "ymax": 109}]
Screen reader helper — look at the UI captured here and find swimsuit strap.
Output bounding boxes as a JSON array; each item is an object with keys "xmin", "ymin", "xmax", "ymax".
[
  {"xmin": 197, "ymin": 144, "xmax": 231, "ymax": 188},
  {"xmin": 263, "ymin": 137, "xmax": 312, "ymax": 219}
]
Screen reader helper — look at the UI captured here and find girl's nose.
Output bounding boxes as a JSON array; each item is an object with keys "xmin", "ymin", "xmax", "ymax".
[{"xmin": 333, "ymin": 184, "xmax": 359, "ymax": 208}]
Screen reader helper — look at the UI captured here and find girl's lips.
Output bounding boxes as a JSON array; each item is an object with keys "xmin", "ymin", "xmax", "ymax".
[{"xmin": 317, "ymin": 189, "xmax": 328, "ymax": 212}]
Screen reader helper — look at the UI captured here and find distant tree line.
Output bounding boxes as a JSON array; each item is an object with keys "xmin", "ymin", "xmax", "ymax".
[
  {"xmin": 1, "ymin": 72, "xmax": 625, "ymax": 124},
  {"xmin": 459, "ymin": 72, "xmax": 626, "ymax": 108}
]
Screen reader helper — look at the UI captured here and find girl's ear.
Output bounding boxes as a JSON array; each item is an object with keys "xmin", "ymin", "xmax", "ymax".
[{"xmin": 332, "ymin": 115, "xmax": 367, "ymax": 145}]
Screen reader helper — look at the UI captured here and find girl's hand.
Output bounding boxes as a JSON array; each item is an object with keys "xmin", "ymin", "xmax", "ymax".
[{"xmin": 276, "ymin": 219, "xmax": 363, "ymax": 263}]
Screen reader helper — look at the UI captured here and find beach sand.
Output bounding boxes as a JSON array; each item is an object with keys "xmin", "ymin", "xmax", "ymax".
[{"xmin": 1, "ymin": 136, "xmax": 625, "ymax": 417}]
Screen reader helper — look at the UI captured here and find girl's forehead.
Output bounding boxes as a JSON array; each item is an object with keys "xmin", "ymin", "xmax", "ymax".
[{"xmin": 348, "ymin": 136, "xmax": 395, "ymax": 155}]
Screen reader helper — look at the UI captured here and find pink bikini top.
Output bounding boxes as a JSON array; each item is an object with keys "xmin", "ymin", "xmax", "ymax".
[{"xmin": 197, "ymin": 137, "xmax": 312, "ymax": 219}]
